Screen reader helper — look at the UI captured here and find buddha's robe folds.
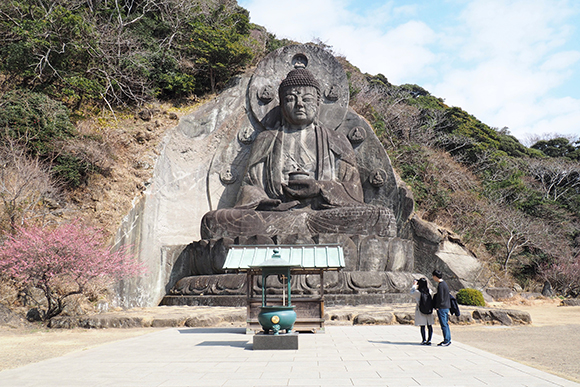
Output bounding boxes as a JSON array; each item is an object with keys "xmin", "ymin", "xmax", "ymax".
[{"xmin": 201, "ymin": 124, "xmax": 395, "ymax": 239}]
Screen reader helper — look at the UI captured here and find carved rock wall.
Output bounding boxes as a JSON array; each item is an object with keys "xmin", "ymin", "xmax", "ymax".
[
  {"xmin": 113, "ymin": 47, "xmax": 483, "ymax": 307},
  {"xmin": 168, "ymin": 271, "xmax": 422, "ymax": 297},
  {"xmin": 113, "ymin": 75, "xmax": 254, "ymax": 307},
  {"xmin": 165, "ymin": 234, "xmax": 414, "ymax": 282}
]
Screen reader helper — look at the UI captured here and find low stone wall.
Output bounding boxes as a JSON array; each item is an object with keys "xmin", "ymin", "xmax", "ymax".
[
  {"xmin": 325, "ymin": 305, "xmax": 531, "ymax": 326},
  {"xmin": 561, "ymin": 299, "xmax": 580, "ymax": 306},
  {"xmin": 47, "ymin": 306, "xmax": 246, "ymax": 329},
  {"xmin": 46, "ymin": 304, "xmax": 532, "ymax": 329}
]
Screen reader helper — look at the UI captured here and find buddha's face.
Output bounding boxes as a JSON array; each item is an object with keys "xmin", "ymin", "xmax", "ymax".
[{"xmin": 280, "ymin": 86, "xmax": 319, "ymax": 128}]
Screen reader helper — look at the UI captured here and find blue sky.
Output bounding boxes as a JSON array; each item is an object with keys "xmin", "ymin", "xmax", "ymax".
[{"xmin": 238, "ymin": 0, "xmax": 580, "ymax": 144}]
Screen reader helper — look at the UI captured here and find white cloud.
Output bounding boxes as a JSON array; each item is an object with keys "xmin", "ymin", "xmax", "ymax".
[
  {"xmin": 515, "ymin": 97, "xmax": 580, "ymax": 140},
  {"xmin": 540, "ymin": 51, "xmax": 580, "ymax": 72},
  {"xmin": 243, "ymin": 0, "xmax": 438, "ymax": 83},
  {"xmin": 457, "ymin": 0, "xmax": 572, "ymax": 62},
  {"xmin": 392, "ymin": 4, "xmax": 419, "ymax": 18},
  {"xmin": 241, "ymin": 0, "xmax": 580, "ymax": 141},
  {"xmin": 242, "ymin": 0, "xmax": 349, "ymax": 42},
  {"xmin": 329, "ymin": 20, "xmax": 437, "ymax": 82},
  {"xmin": 429, "ymin": 0, "xmax": 580, "ymax": 139}
]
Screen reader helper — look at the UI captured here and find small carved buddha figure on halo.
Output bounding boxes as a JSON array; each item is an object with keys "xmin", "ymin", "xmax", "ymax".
[{"xmin": 201, "ymin": 65, "xmax": 395, "ymax": 239}]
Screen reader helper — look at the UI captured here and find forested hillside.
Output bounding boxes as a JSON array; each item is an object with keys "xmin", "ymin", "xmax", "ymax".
[
  {"xmin": 343, "ymin": 62, "xmax": 580, "ymax": 296},
  {"xmin": 1, "ymin": 0, "xmax": 579, "ymax": 297}
]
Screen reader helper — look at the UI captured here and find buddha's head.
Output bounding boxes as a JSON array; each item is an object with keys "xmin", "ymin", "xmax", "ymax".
[{"xmin": 279, "ymin": 67, "xmax": 321, "ymax": 129}]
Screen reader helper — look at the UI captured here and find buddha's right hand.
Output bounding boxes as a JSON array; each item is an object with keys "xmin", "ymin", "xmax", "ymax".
[
  {"xmin": 256, "ymin": 199, "xmax": 300, "ymax": 211},
  {"xmin": 256, "ymin": 198, "xmax": 282, "ymax": 210},
  {"xmin": 235, "ymin": 197, "xmax": 280, "ymax": 210}
]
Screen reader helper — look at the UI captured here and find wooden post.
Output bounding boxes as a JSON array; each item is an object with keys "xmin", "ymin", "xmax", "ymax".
[
  {"xmin": 246, "ymin": 271, "xmax": 252, "ymax": 326},
  {"xmin": 320, "ymin": 269, "xmax": 324, "ymax": 322},
  {"xmin": 287, "ymin": 271, "xmax": 292, "ymax": 306}
]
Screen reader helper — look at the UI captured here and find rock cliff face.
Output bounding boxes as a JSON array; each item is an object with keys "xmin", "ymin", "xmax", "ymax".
[
  {"xmin": 113, "ymin": 74, "xmax": 252, "ymax": 307},
  {"xmin": 114, "ymin": 45, "xmax": 482, "ymax": 307}
]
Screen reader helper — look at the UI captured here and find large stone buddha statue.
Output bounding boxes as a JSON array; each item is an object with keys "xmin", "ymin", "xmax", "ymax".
[
  {"xmin": 112, "ymin": 44, "xmax": 483, "ymax": 308},
  {"xmin": 201, "ymin": 66, "xmax": 395, "ymax": 239}
]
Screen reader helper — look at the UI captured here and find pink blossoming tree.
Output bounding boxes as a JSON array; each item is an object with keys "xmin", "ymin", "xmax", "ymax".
[{"xmin": 0, "ymin": 222, "xmax": 145, "ymax": 320}]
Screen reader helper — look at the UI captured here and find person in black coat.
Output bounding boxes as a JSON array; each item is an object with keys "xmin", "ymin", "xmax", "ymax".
[
  {"xmin": 432, "ymin": 270, "xmax": 451, "ymax": 346},
  {"xmin": 411, "ymin": 278, "xmax": 435, "ymax": 345}
]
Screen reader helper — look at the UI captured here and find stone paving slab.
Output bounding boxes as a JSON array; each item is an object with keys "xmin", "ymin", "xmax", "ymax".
[{"xmin": 0, "ymin": 325, "xmax": 577, "ymax": 387}]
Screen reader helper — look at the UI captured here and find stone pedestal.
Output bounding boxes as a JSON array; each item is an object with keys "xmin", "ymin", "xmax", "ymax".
[{"xmin": 253, "ymin": 332, "xmax": 299, "ymax": 350}]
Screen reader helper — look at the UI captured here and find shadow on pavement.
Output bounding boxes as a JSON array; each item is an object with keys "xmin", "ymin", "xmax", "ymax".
[
  {"xmin": 369, "ymin": 340, "xmax": 423, "ymax": 346},
  {"xmin": 195, "ymin": 340, "xmax": 251, "ymax": 349},
  {"xmin": 178, "ymin": 327, "xmax": 247, "ymax": 335}
]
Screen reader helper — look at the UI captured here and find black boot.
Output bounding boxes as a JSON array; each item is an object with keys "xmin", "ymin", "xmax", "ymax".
[{"xmin": 420, "ymin": 326, "xmax": 427, "ymax": 345}]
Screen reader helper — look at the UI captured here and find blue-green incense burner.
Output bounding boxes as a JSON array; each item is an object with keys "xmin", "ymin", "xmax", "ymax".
[{"xmin": 258, "ymin": 305, "xmax": 297, "ymax": 334}]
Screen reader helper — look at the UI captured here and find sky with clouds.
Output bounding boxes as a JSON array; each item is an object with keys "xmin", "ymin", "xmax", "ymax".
[{"xmin": 238, "ymin": 0, "xmax": 580, "ymax": 144}]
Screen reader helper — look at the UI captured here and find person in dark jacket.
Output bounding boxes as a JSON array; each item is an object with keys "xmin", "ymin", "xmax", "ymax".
[
  {"xmin": 432, "ymin": 270, "xmax": 451, "ymax": 346},
  {"xmin": 411, "ymin": 278, "xmax": 435, "ymax": 345}
]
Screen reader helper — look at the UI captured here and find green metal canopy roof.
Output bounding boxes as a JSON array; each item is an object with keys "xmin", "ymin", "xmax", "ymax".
[{"xmin": 222, "ymin": 244, "xmax": 345, "ymax": 271}]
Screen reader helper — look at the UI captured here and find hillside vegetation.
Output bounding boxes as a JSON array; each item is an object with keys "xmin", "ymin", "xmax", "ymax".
[
  {"xmin": 343, "ymin": 60, "xmax": 580, "ymax": 296},
  {"xmin": 1, "ymin": 0, "xmax": 579, "ymax": 298}
]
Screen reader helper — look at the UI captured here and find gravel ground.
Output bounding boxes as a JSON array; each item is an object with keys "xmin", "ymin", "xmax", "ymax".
[
  {"xmin": 451, "ymin": 301, "xmax": 580, "ymax": 383},
  {"xmin": 1, "ymin": 300, "xmax": 579, "ymax": 382},
  {"xmin": 0, "ymin": 327, "xmax": 166, "ymax": 370}
]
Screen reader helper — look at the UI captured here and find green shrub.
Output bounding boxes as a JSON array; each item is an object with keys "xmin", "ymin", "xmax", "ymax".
[
  {"xmin": 0, "ymin": 90, "xmax": 96, "ymax": 188},
  {"xmin": 456, "ymin": 288, "xmax": 485, "ymax": 306},
  {"xmin": 0, "ymin": 90, "xmax": 75, "ymax": 157},
  {"xmin": 52, "ymin": 155, "xmax": 95, "ymax": 188}
]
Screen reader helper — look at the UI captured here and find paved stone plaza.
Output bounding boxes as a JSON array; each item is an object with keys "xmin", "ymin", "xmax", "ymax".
[{"xmin": 0, "ymin": 325, "xmax": 577, "ymax": 387}]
